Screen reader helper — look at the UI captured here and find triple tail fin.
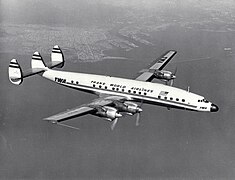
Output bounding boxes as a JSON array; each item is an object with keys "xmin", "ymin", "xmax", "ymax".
[{"xmin": 9, "ymin": 45, "xmax": 65, "ymax": 85}]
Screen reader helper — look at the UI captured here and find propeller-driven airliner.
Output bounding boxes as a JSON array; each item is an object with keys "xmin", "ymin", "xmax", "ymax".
[{"xmin": 9, "ymin": 45, "xmax": 219, "ymax": 130}]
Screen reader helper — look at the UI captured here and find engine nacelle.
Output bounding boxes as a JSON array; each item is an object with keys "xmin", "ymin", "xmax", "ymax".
[
  {"xmin": 114, "ymin": 101, "xmax": 142, "ymax": 115},
  {"xmin": 95, "ymin": 106, "xmax": 122, "ymax": 120},
  {"xmin": 154, "ymin": 70, "xmax": 176, "ymax": 81}
]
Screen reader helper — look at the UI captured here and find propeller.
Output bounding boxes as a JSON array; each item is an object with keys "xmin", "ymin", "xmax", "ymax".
[
  {"xmin": 135, "ymin": 100, "xmax": 143, "ymax": 126},
  {"xmin": 111, "ymin": 118, "xmax": 119, "ymax": 130},
  {"xmin": 169, "ymin": 67, "xmax": 177, "ymax": 86}
]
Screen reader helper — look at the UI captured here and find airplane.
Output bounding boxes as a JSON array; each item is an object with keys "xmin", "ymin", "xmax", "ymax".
[{"xmin": 8, "ymin": 45, "xmax": 219, "ymax": 130}]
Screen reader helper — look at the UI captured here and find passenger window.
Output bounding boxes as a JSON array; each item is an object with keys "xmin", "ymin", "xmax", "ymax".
[
  {"xmin": 71, "ymin": 80, "xmax": 74, "ymax": 84},
  {"xmin": 176, "ymin": 98, "xmax": 179, "ymax": 101},
  {"xmin": 164, "ymin": 97, "xmax": 167, "ymax": 100},
  {"xmin": 170, "ymin": 97, "xmax": 173, "ymax": 100},
  {"xmin": 182, "ymin": 99, "xmax": 185, "ymax": 102}
]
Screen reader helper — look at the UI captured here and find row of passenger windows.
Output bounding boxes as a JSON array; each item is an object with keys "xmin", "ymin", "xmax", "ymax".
[
  {"xmin": 159, "ymin": 96, "xmax": 185, "ymax": 102},
  {"xmin": 70, "ymin": 81, "xmax": 186, "ymax": 103},
  {"xmin": 93, "ymin": 84, "xmax": 148, "ymax": 96},
  {"xmin": 71, "ymin": 80, "xmax": 79, "ymax": 84},
  {"xmin": 93, "ymin": 84, "xmax": 186, "ymax": 103}
]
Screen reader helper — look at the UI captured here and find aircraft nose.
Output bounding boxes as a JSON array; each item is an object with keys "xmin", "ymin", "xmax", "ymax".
[{"xmin": 210, "ymin": 104, "xmax": 219, "ymax": 112}]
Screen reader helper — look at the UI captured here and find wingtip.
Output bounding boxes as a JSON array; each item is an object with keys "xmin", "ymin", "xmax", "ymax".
[{"xmin": 43, "ymin": 118, "xmax": 57, "ymax": 123}]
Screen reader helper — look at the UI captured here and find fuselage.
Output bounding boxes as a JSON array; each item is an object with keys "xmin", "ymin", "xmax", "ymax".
[{"xmin": 42, "ymin": 69, "xmax": 218, "ymax": 112}]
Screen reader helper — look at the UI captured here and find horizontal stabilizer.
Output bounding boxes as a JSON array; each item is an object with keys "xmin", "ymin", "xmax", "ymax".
[{"xmin": 9, "ymin": 59, "xmax": 23, "ymax": 85}]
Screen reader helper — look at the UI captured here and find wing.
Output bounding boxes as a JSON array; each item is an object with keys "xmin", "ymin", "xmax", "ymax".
[
  {"xmin": 135, "ymin": 50, "xmax": 177, "ymax": 82},
  {"xmin": 43, "ymin": 96, "xmax": 126, "ymax": 123}
]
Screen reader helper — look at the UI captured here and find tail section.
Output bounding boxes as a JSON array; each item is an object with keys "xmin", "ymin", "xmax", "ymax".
[
  {"xmin": 9, "ymin": 59, "xmax": 23, "ymax": 85},
  {"xmin": 48, "ymin": 45, "xmax": 64, "ymax": 68},
  {"xmin": 9, "ymin": 45, "xmax": 64, "ymax": 85}
]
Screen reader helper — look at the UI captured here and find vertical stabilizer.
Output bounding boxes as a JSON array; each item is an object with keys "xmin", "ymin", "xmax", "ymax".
[
  {"xmin": 9, "ymin": 59, "xmax": 23, "ymax": 85},
  {"xmin": 50, "ymin": 45, "xmax": 64, "ymax": 68},
  {"xmin": 31, "ymin": 52, "xmax": 46, "ymax": 70}
]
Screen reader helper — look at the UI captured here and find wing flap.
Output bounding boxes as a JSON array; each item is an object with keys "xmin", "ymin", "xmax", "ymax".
[{"xmin": 135, "ymin": 71, "xmax": 154, "ymax": 82}]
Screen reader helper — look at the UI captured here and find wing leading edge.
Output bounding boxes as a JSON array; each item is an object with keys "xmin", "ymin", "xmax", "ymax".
[{"xmin": 135, "ymin": 50, "xmax": 177, "ymax": 82}]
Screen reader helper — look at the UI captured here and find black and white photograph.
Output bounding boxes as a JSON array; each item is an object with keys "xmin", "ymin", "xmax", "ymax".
[{"xmin": 0, "ymin": 0, "xmax": 235, "ymax": 179}]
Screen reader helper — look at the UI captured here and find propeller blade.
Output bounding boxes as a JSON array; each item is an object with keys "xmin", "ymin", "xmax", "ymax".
[
  {"xmin": 111, "ymin": 118, "xmax": 119, "ymax": 130},
  {"xmin": 169, "ymin": 67, "xmax": 177, "ymax": 86},
  {"xmin": 174, "ymin": 67, "xmax": 177, "ymax": 75},
  {"xmin": 135, "ymin": 100, "xmax": 143, "ymax": 126},
  {"xmin": 56, "ymin": 122, "xmax": 80, "ymax": 131},
  {"xmin": 136, "ymin": 113, "xmax": 141, "ymax": 126}
]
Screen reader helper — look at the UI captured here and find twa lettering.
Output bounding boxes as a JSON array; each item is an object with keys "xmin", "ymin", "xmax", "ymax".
[{"xmin": 55, "ymin": 77, "xmax": 66, "ymax": 83}]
